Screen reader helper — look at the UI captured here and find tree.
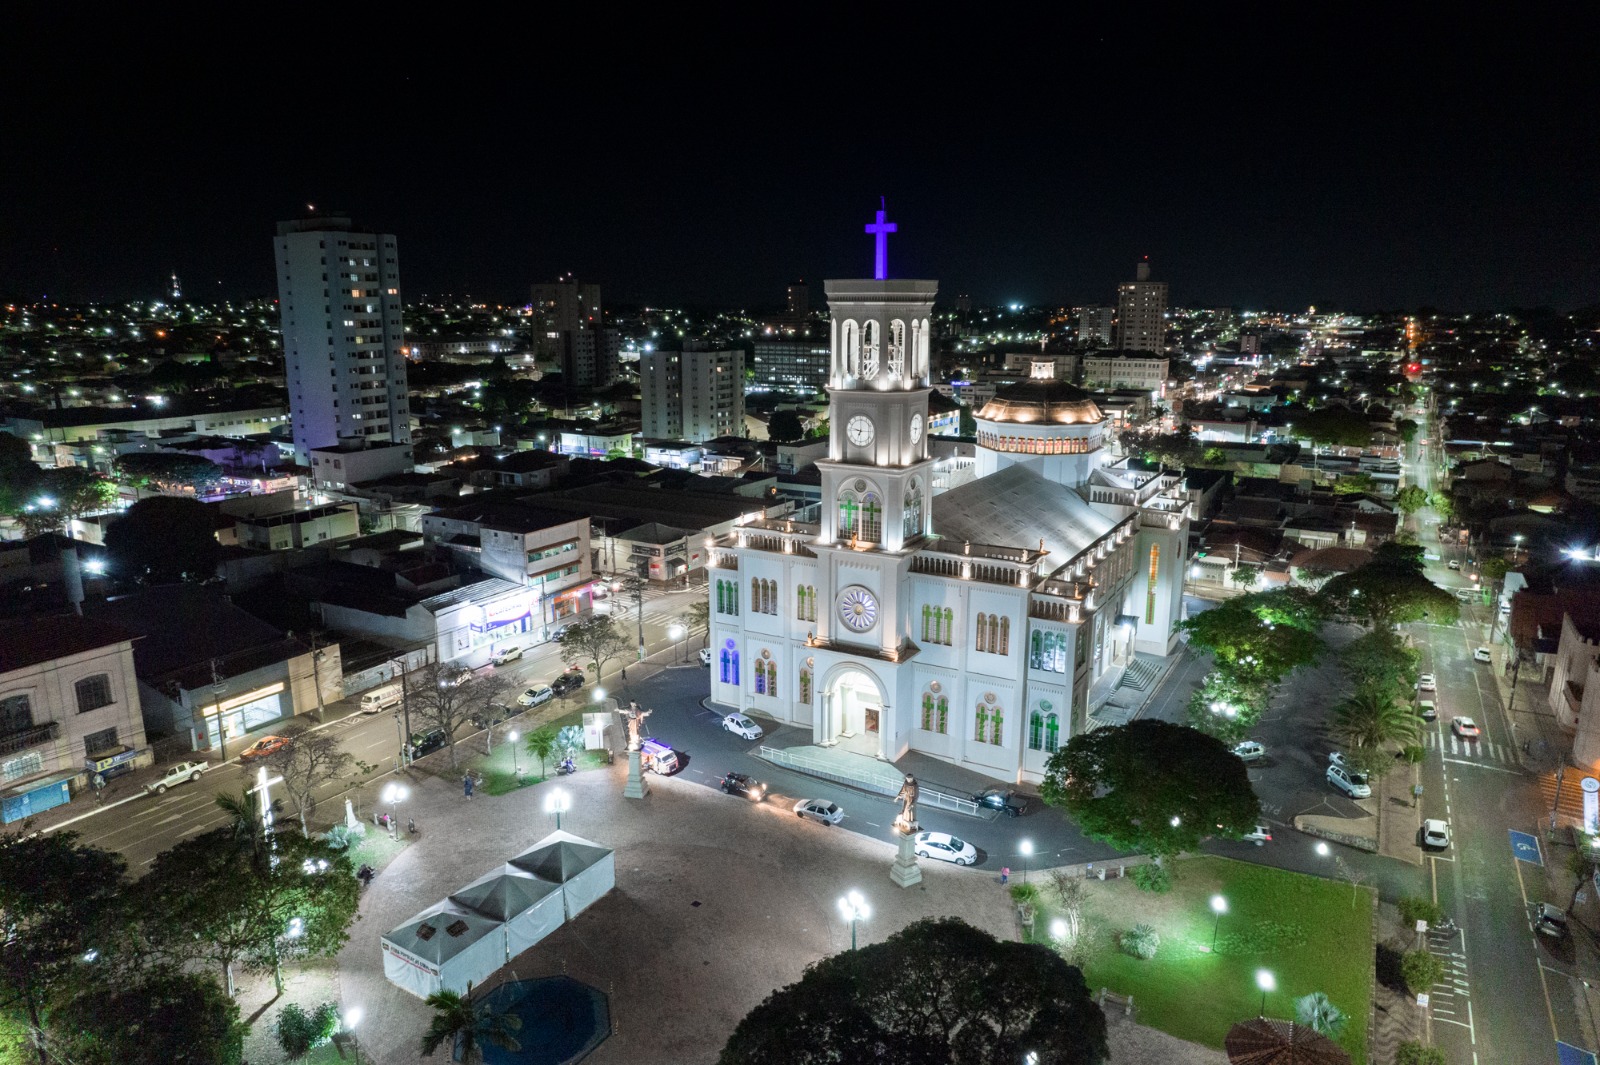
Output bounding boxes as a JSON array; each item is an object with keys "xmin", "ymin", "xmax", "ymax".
[
  {"xmin": 1179, "ymin": 597, "xmax": 1322, "ymax": 687},
  {"xmin": 1040, "ymin": 720, "xmax": 1260, "ymax": 858},
  {"xmin": 1295, "ymin": 406, "xmax": 1372, "ymax": 450},
  {"xmin": 556, "ymin": 615, "xmax": 634, "ymax": 683},
  {"xmin": 275, "ymin": 1001, "xmax": 340, "ymax": 1061},
  {"xmin": 420, "ymin": 986, "xmax": 523, "ymax": 1062},
  {"xmin": 1339, "ymin": 627, "xmax": 1419, "ymax": 701},
  {"xmin": 720, "ymin": 917, "xmax": 1108, "ymax": 1065},
  {"xmin": 263, "ymin": 725, "xmax": 355, "ymax": 836},
  {"xmin": 0, "ymin": 833, "xmax": 128, "ymax": 1065},
  {"xmin": 1294, "ymin": 991, "xmax": 1348, "ymax": 1038},
  {"xmin": 683, "ymin": 599, "xmax": 711, "ymax": 647},
  {"xmin": 768, "ymin": 409, "xmax": 806, "ymax": 443},
  {"xmin": 112, "ymin": 451, "xmax": 224, "ymax": 492},
  {"xmin": 407, "ymin": 664, "xmax": 510, "ymax": 769},
  {"xmin": 1333, "ymin": 472, "xmax": 1376, "ymax": 495},
  {"xmin": 53, "ymin": 971, "xmax": 246, "ymax": 1065},
  {"xmin": 1320, "ymin": 542, "xmax": 1459, "ymax": 628},
  {"xmin": 525, "ymin": 726, "xmax": 559, "ymax": 776},
  {"xmin": 1429, "ymin": 491, "xmax": 1455, "ymax": 522},
  {"xmin": 0, "ymin": 431, "xmax": 42, "ymax": 515},
  {"xmin": 1395, "ymin": 485, "xmax": 1428, "ymax": 514},
  {"xmin": 1568, "ymin": 848, "xmax": 1599, "ymax": 914},
  {"xmin": 104, "ymin": 495, "xmax": 221, "ymax": 584},
  {"xmin": 1185, "ymin": 669, "xmax": 1271, "ymax": 744},
  {"xmin": 1231, "ymin": 566, "xmax": 1260, "ymax": 588},
  {"xmin": 1330, "ymin": 688, "xmax": 1419, "ymax": 778},
  {"xmin": 1396, "ymin": 418, "xmax": 1420, "ymax": 443}
]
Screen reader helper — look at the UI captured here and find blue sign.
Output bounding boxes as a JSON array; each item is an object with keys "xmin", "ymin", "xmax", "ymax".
[
  {"xmin": 1509, "ymin": 829, "xmax": 1543, "ymax": 866},
  {"xmin": 1557, "ymin": 1040, "xmax": 1597, "ymax": 1065}
]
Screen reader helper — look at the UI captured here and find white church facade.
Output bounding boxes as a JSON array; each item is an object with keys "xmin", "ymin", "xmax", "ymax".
[{"xmin": 706, "ymin": 230, "xmax": 1189, "ymax": 786}]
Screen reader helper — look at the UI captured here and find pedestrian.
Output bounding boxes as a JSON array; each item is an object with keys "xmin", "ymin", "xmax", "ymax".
[
  {"xmin": 91, "ymin": 772, "xmax": 105, "ymax": 803},
  {"xmin": 463, "ymin": 773, "xmax": 474, "ymax": 800},
  {"xmin": 1000, "ymin": 867, "xmax": 1010, "ymax": 885}
]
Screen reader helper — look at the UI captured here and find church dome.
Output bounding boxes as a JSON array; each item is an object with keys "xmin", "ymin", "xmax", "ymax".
[{"xmin": 977, "ymin": 380, "xmax": 1104, "ymax": 425}]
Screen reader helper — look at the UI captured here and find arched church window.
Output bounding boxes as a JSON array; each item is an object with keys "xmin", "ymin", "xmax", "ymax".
[
  {"xmin": 942, "ymin": 608, "xmax": 953, "ymax": 646},
  {"xmin": 990, "ymin": 707, "xmax": 1003, "ymax": 745},
  {"xmin": 986, "ymin": 615, "xmax": 1001, "ymax": 653},
  {"xmin": 903, "ymin": 479, "xmax": 922, "ymax": 540},
  {"xmin": 888, "ymin": 319, "xmax": 905, "ymax": 378},
  {"xmin": 859, "ymin": 492, "xmax": 882, "ymax": 544},
  {"xmin": 1028, "ymin": 710, "xmax": 1043, "ymax": 750},
  {"xmin": 974, "ymin": 704, "xmax": 988, "ymax": 742},
  {"xmin": 999, "ymin": 616, "xmax": 1010, "ymax": 655},
  {"xmin": 841, "ymin": 319, "xmax": 860, "ymax": 378},
  {"xmin": 936, "ymin": 696, "xmax": 949, "ymax": 734},
  {"xmin": 1044, "ymin": 712, "xmax": 1061, "ymax": 753},
  {"xmin": 838, "ymin": 489, "xmax": 860, "ymax": 538},
  {"xmin": 766, "ymin": 660, "xmax": 778, "ymax": 697},
  {"xmin": 975, "ymin": 613, "xmax": 989, "ymax": 653},
  {"xmin": 921, "ymin": 692, "xmax": 934, "ymax": 731},
  {"xmin": 861, "ymin": 320, "xmax": 880, "ymax": 379},
  {"xmin": 799, "ymin": 667, "xmax": 812, "ymax": 703},
  {"xmin": 1053, "ymin": 633, "xmax": 1067, "ymax": 672}
]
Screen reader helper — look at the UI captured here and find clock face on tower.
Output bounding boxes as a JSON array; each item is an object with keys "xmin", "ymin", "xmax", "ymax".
[
  {"xmin": 909, "ymin": 413, "xmax": 923, "ymax": 444},
  {"xmin": 846, "ymin": 415, "xmax": 875, "ymax": 447},
  {"xmin": 837, "ymin": 586, "xmax": 879, "ymax": 632}
]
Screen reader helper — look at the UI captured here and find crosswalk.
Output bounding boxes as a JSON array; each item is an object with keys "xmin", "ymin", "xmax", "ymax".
[
  {"xmin": 1422, "ymin": 928, "xmax": 1473, "ymax": 1032},
  {"xmin": 1421, "ymin": 730, "xmax": 1516, "ymax": 766}
]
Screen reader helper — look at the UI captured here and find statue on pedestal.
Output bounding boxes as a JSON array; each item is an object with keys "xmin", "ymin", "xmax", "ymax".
[
  {"xmin": 617, "ymin": 701, "xmax": 652, "ymax": 752},
  {"xmin": 892, "ymin": 773, "xmax": 919, "ymax": 834}
]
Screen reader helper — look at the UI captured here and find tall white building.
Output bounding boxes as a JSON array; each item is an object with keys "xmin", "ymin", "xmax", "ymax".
[
  {"xmin": 706, "ymin": 219, "xmax": 1189, "ymax": 786},
  {"xmin": 275, "ymin": 217, "xmax": 411, "ymax": 465},
  {"xmin": 1077, "ymin": 305, "xmax": 1114, "ymax": 348},
  {"xmin": 640, "ymin": 346, "xmax": 745, "ymax": 442},
  {"xmin": 1116, "ymin": 258, "xmax": 1169, "ymax": 354}
]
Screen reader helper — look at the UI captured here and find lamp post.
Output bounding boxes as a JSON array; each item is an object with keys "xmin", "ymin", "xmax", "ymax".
[
  {"xmin": 545, "ymin": 787, "xmax": 570, "ymax": 831},
  {"xmin": 838, "ymin": 890, "xmax": 869, "ymax": 950},
  {"xmin": 344, "ymin": 1007, "xmax": 362, "ymax": 1065},
  {"xmin": 508, "ymin": 730, "xmax": 520, "ymax": 778},
  {"xmin": 381, "ymin": 782, "xmax": 407, "ymax": 840},
  {"xmin": 1256, "ymin": 969, "xmax": 1276, "ymax": 1017},
  {"xmin": 1210, "ymin": 894, "xmax": 1228, "ymax": 951},
  {"xmin": 669, "ymin": 622, "xmax": 686, "ymax": 663},
  {"xmin": 1019, "ymin": 839, "xmax": 1034, "ymax": 885}
]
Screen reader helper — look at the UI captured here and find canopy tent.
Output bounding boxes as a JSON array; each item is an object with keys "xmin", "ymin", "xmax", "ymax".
[
  {"xmin": 450, "ymin": 864, "xmax": 566, "ymax": 960},
  {"xmin": 510, "ymin": 830, "xmax": 616, "ymax": 919},
  {"xmin": 381, "ymin": 902, "xmax": 507, "ymax": 999}
]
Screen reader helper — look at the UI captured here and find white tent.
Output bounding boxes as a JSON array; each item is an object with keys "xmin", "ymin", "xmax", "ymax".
[
  {"xmin": 510, "ymin": 830, "xmax": 616, "ymax": 919},
  {"xmin": 381, "ymin": 902, "xmax": 507, "ymax": 999},
  {"xmin": 449, "ymin": 863, "xmax": 566, "ymax": 960}
]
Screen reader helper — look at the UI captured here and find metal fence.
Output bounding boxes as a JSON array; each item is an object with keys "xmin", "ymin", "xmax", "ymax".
[{"xmin": 757, "ymin": 746, "xmax": 982, "ymax": 817}]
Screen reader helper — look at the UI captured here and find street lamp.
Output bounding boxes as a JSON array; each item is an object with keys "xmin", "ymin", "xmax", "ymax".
[
  {"xmin": 593, "ymin": 687, "xmax": 607, "ymax": 706},
  {"xmin": 669, "ymin": 622, "xmax": 686, "ymax": 663},
  {"xmin": 344, "ymin": 1007, "xmax": 363, "ymax": 1065},
  {"xmin": 1210, "ymin": 894, "xmax": 1228, "ymax": 951},
  {"xmin": 1050, "ymin": 918, "xmax": 1067, "ymax": 946},
  {"xmin": 381, "ymin": 782, "xmax": 408, "ymax": 840},
  {"xmin": 1256, "ymin": 969, "xmax": 1276, "ymax": 1016},
  {"xmin": 508, "ymin": 730, "xmax": 520, "ymax": 777},
  {"xmin": 838, "ymin": 890, "xmax": 869, "ymax": 950},
  {"xmin": 1019, "ymin": 839, "xmax": 1034, "ymax": 885},
  {"xmin": 545, "ymin": 787, "xmax": 570, "ymax": 831}
]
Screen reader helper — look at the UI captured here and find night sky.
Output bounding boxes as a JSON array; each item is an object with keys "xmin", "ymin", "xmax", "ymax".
[{"xmin": 3, "ymin": 15, "xmax": 1596, "ymax": 312}]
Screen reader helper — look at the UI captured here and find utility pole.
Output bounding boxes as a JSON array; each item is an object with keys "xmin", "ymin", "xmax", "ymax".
[
  {"xmin": 210, "ymin": 658, "xmax": 227, "ymax": 761},
  {"xmin": 392, "ymin": 653, "xmax": 415, "ymax": 766}
]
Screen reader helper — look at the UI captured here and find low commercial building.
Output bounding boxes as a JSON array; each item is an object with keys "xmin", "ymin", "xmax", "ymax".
[
  {"xmin": 0, "ymin": 614, "xmax": 149, "ymax": 821},
  {"xmin": 557, "ymin": 424, "xmax": 638, "ymax": 458},
  {"xmin": 318, "ymin": 576, "xmax": 553, "ymax": 668},
  {"xmin": 309, "ymin": 439, "xmax": 416, "ymax": 492},
  {"xmin": 422, "ymin": 504, "xmax": 594, "ymax": 623},
  {"xmin": 234, "ymin": 501, "xmax": 360, "ymax": 551},
  {"xmin": 1082, "ymin": 353, "xmax": 1169, "ymax": 397}
]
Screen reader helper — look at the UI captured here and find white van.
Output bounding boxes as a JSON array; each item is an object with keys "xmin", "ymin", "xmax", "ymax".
[{"xmin": 359, "ymin": 684, "xmax": 402, "ymax": 714}]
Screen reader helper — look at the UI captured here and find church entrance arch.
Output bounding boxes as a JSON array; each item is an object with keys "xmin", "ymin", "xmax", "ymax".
[{"xmin": 818, "ymin": 662, "xmax": 889, "ymax": 759}]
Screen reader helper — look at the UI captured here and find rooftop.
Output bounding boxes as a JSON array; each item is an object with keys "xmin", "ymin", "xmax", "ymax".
[
  {"xmin": 0, "ymin": 614, "xmax": 137, "ymax": 674},
  {"xmin": 976, "ymin": 379, "xmax": 1104, "ymax": 426}
]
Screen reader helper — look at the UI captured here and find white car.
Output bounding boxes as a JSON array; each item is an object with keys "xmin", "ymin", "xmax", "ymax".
[
  {"xmin": 1418, "ymin": 674, "xmax": 1437, "ymax": 692},
  {"xmin": 793, "ymin": 798, "xmax": 844, "ymax": 825},
  {"xmin": 1241, "ymin": 824, "xmax": 1273, "ymax": 846},
  {"xmin": 1327, "ymin": 764, "xmax": 1372, "ymax": 799},
  {"xmin": 1473, "ymin": 647, "xmax": 1492, "ymax": 663},
  {"xmin": 490, "ymin": 647, "xmax": 523, "ymax": 666},
  {"xmin": 517, "ymin": 685, "xmax": 554, "ymax": 707},
  {"xmin": 1232, "ymin": 740, "xmax": 1266, "ymax": 763},
  {"xmin": 914, "ymin": 831, "xmax": 977, "ymax": 866},
  {"xmin": 698, "ymin": 647, "xmax": 712, "ymax": 666},
  {"xmin": 144, "ymin": 760, "xmax": 208, "ymax": 795},
  {"xmin": 1421, "ymin": 819, "xmax": 1451, "ymax": 849},
  {"xmin": 721, "ymin": 713, "xmax": 764, "ymax": 740},
  {"xmin": 1447, "ymin": 560, "xmax": 1461, "ymax": 571}
]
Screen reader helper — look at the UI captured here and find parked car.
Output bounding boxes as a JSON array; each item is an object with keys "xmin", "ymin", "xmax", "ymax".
[
  {"xmin": 699, "ymin": 647, "xmax": 712, "ymax": 666},
  {"xmin": 1327, "ymin": 763, "xmax": 1372, "ymax": 799},
  {"xmin": 144, "ymin": 760, "xmax": 208, "ymax": 795},
  {"xmin": 793, "ymin": 798, "xmax": 844, "ymax": 825},
  {"xmin": 1232, "ymin": 740, "xmax": 1266, "ymax": 763},
  {"xmin": 470, "ymin": 703, "xmax": 516, "ymax": 729},
  {"xmin": 719, "ymin": 772, "xmax": 766, "ymax": 801},
  {"xmin": 551, "ymin": 671, "xmax": 585, "ymax": 696},
  {"xmin": 1328, "ymin": 751, "xmax": 1350, "ymax": 770},
  {"xmin": 545, "ymin": 625, "xmax": 568, "ymax": 643},
  {"xmin": 972, "ymin": 789, "xmax": 1027, "ymax": 817},
  {"xmin": 490, "ymin": 646, "xmax": 524, "ymax": 666},
  {"xmin": 913, "ymin": 831, "xmax": 977, "ymax": 866},
  {"xmin": 1473, "ymin": 647, "xmax": 1492, "ymax": 663},
  {"xmin": 441, "ymin": 665, "xmax": 474, "ymax": 687},
  {"xmin": 1418, "ymin": 673, "xmax": 1437, "ymax": 692},
  {"xmin": 721, "ymin": 713, "xmax": 764, "ymax": 740},
  {"xmin": 1452, "ymin": 717, "xmax": 1481, "ymax": 739},
  {"xmin": 1536, "ymin": 903, "xmax": 1570, "ymax": 939},
  {"xmin": 358, "ymin": 684, "xmax": 402, "ymax": 714},
  {"xmin": 1421, "ymin": 819, "xmax": 1452, "ymax": 849},
  {"xmin": 1417, "ymin": 700, "xmax": 1438, "ymax": 722},
  {"xmin": 518, "ymin": 685, "xmax": 555, "ymax": 707},
  {"xmin": 239, "ymin": 736, "xmax": 289, "ymax": 762},
  {"xmin": 1447, "ymin": 559, "xmax": 1462, "ymax": 570},
  {"xmin": 407, "ymin": 728, "xmax": 448, "ymax": 760},
  {"xmin": 1241, "ymin": 824, "xmax": 1273, "ymax": 846}
]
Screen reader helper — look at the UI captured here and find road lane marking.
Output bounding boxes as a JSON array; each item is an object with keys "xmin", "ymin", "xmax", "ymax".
[{"xmin": 1443, "ymin": 758, "xmax": 1520, "ymax": 775}]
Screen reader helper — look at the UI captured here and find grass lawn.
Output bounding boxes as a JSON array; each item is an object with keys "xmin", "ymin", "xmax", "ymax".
[
  {"xmin": 344, "ymin": 826, "xmax": 411, "ymax": 874},
  {"xmin": 1068, "ymin": 856, "xmax": 1373, "ymax": 1063},
  {"xmin": 461, "ymin": 720, "xmax": 613, "ymax": 797}
]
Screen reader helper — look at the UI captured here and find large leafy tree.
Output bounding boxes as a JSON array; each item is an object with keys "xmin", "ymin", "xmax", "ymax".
[
  {"xmin": 1041, "ymin": 720, "xmax": 1260, "ymax": 857},
  {"xmin": 52, "ymin": 970, "xmax": 246, "ymax": 1065},
  {"xmin": 0, "ymin": 833, "xmax": 128, "ymax": 1065},
  {"xmin": 421, "ymin": 986, "xmax": 523, "ymax": 1062},
  {"xmin": 768, "ymin": 409, "xmax": 807, "ymax": 443},
  {"xmin": 720, "ymin": 918, "xmax": 1107, "ymax": 1065},
  {"xmin": 1339, "ymin": 627, "xmax": 1419, "ymax": 701},
  {"xmin": 1395, "ymin": 485, "xmax": 1428, "ymax": 514},
  {"xmin": 1330, "ymin": 688, "xmax": 1419, "ymax": 777},
  {"xmin": 1179, "ymin": 597, "xmax": 1322, "ymax": 687},
  {"xmin": 1295, "ymin": 406, "xmax": 1373, "ymax": 449},
  {"xmin": 0, "ymin": 431, "xmax": 42, "ymax": 515},
  {"xmin": 1319, "ymin": 542, "xmax": 1459, "ymax": 628},
  {"xmin": 113, "ymin": 451, "xmax": 225, "ymax": 492},
  {"xmin": 104, "ymin": 495, "xmax": 221, "ymax": 584}
]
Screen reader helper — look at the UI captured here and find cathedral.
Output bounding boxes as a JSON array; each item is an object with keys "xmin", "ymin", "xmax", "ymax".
[{"xmin": 705, "ymin": 224, "xmax": 1189, "ymax": 785}]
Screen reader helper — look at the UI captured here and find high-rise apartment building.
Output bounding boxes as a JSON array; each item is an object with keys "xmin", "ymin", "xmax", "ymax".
[
  {"xmin": 751, "ymin": 339, "xmax": 831, "ymax": 392},
  {"xmin": 1115, "ymin": 258, "xmax": 1168, "ymax": 354},
  {"xmin": 786, "ymin": 280, "xmax": 810, "ymax": 323},
  {"xmin": 640, "ymin": 345, "xmax": 745, "ymax": 442},
  {"xmin": 275, "ymin": 217, "xmax": 411, "ymax": 465},
  {"xmin": 1077, "ymin": 305, "xmax": 1115, "ymax": 348},
  {"xmin": 529, "ymin": 278, "xmax": 616, "ymax": 388}
]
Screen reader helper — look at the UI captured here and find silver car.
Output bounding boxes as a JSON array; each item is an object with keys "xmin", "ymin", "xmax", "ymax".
[
  {"xmin": 1327, "ymin": 763, "xmax": 1372, "ymax": 799},
  {"xmin": 793, "ymin": 799, "xmax": 844, "ymax": 825},
  {"xmin": 1421, "ymin": 819, "xmax": 1451, "ymax": 849}
]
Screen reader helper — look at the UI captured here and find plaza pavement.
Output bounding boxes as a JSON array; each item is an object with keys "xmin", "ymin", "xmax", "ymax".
[{"xmin": 336, "ymin": 750, "xmax": 1213, "ymax": 1064}]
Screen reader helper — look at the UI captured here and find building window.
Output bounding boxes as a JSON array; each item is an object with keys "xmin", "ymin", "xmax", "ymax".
[
  {"xmin": 2, "ymin": 751, "xmax": 42, "ymax": 783},
  {"xmin": 978, "ymin": 614, "xmax": 1007, "ymax": 655},
  {"xmin": 716, "ymin": 579, "xmax": 740, "ymax": 616},
  {"xmin": 990, "ymin": 708, "xmax": 1004, "ymax": 745},
  {"xmin": 1146, "ymin": 544, "xmax": 1160, "ymax": 624},
  {"xmin": 719, "ymin": 640, "xmax": 740, "ymax": 685},
  {"xmin": 0, "ymin": 694, "xmax": 32, "ymax": 734},
  {"xmin": 765, "ymin": 660, "xmax": 778, "ymax": 697},
  {"xmin": 797, "ymin": 585, "xmax": 816, "ymax": 622},
  {"xmin": 975, "ymin": 704, "xmax": 988, "ymax": 742},
  {"xmin": 83, "ymin": 727, "xmax": 118, "ymax": 756},
  {"xmin": 1045, "ymin": 711, "xmax": 1060, "ymax": 753},
  {"xmin": 975, "ymin": 613, "xmax": 988, "ymax": 653},
  {"xmin": 1029, "ymin": 710, "xmax": 1043, "ymax": 750},
  {"xmin": 903, "ymin": 481, "xmax": 923, "ymax": 540},
  {"xmin": 799, "ymin": 668, "xmax": 812, "ymax": 703},
  {"xmin": 75, "ymin": 674, "xmax": 113, "ymax": 714}
]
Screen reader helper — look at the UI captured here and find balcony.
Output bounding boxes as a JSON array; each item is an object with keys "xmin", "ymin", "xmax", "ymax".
[{"xmin": 0, "ymin": 721, "xmax": 60, "ymax": 757}]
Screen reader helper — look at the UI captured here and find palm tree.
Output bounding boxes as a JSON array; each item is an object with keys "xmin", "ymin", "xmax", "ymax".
[
  {"xmin": 1293, "ymin": 990, "xmax": 1348, "ymax": 1038},
  {"xmin": 420, "ymin": 985, "xmax": 522, "ymax": 1062},
  {"xmin": 1330, "ymin": 686, "xmax": 1419, "ymax": 755},
  {"xmin": 214, "ymin": 789, "xmax": 278, "ymax": 873}
]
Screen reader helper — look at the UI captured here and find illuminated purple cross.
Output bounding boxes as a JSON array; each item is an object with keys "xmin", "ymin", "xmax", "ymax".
[{"xmin": 864, "ymin": 199, "xmax": 897, "ymax": 280}]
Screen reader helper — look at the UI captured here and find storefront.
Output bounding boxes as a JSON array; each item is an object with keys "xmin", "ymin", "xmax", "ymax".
[
  {"xmin": 86, "ymin": 746, "xmax": 142, "ymax": 783},
  {"xmin": 201, "ymin": 682, "xmax": 289, "ymax": 752},
  {"xmin": 449, "ymin": 591, "xmax": 539, "ymax": 660}
]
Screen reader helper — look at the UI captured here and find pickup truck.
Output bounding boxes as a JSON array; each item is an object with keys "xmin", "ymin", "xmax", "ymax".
[{"xmin": 144, "ymin": 761, "xmax": 209, "ymax": 795}]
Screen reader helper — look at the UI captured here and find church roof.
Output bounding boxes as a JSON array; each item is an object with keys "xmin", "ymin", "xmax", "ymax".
[
  {"xmin": 931, "ymin": 465, "xmax": 1115, "ymax": 565},
  {"xmin": 976, "ymin": 379, "xmax": 1104, "ymax": 425}
]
